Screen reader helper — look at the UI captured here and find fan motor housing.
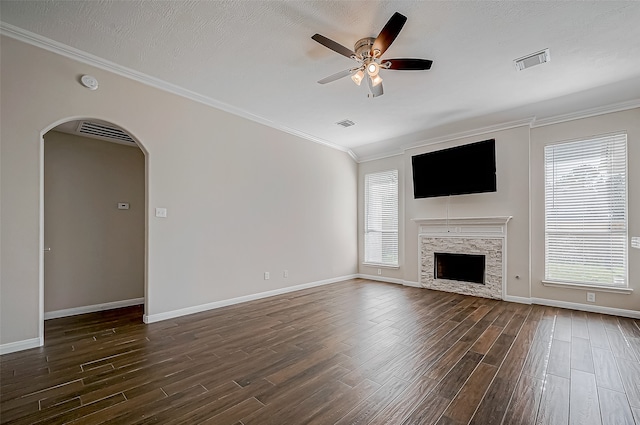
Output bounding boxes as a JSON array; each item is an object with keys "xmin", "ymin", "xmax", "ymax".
[{"xmin": 354, "ymin": 37, "xmax": 375, "ymax": 59}]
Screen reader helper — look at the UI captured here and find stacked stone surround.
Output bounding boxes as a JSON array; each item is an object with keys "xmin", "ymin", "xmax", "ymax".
[{"xmin": 420, "ymin": 236, "xmax": 504, "ymax": 299}]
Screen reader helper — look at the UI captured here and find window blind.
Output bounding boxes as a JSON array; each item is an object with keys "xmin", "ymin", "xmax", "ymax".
[
  {"xmin": 364, "ymin": 170, "xmax": 398, "ymax": 266},
  {"xmin": 544, "ymin": 133, "xmax": 627, "ymax": 286}
]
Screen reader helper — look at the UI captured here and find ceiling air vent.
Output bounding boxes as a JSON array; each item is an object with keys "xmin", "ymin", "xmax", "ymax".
[
  {"xmin": 76, "ymin": 121, "xmax": 136, "ymax": 145},
  {"xmin": 336, "ymin": 119, "xmax": 356, "ymax": 128},
  {"xmin": 514, "ymin": 48, "xmax": 550, "ymax": 71}
]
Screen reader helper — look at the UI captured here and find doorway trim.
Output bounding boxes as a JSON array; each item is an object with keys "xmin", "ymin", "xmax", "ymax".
[{"xmin": 38, "ymin": 116, "xmax": 149, "ymax": 344}]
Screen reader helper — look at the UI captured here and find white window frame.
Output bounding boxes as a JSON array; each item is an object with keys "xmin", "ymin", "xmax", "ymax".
[
  {"xmin": 543, "ymin": 132, "xmax": 628, "ymax": 289},
  {"xmin": 364, "ymin": 169, "xmax": 399, "ymax": 267}
]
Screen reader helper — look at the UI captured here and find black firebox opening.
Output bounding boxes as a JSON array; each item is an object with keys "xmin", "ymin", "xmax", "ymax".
[{"xmin": 434, "ymin": 252, "xmax": 485, "ymax": 285}]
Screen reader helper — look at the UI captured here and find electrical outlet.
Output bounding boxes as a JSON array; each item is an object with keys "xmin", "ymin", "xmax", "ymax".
[
  {"xmin": 284, "ymin": 270, "xmax": 289, "ymax": 278},
  {"xmin": 377, "ymin": 269, "xmax": 382, "ymax": 275},
  {"xmin": 264, "ymin": 272, "xmax": 270, "ymax": 280},
  {"xmin": 587, "ymin": 292, "xmax": 595, "ymax": 303}
]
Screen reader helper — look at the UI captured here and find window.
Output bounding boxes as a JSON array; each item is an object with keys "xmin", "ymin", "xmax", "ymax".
[
  {"xmin": 544, "ymin": 133, "xmax": 627, "ymax": 287},
  {"xmin": 364, "ymin": 170, "xmax": 398, "ymax": 267}
]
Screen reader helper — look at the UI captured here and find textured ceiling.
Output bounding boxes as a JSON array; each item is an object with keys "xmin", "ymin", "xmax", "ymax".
[{"xmin": 2, "ymin": 1, "xmax": 640, "ymax": 160}]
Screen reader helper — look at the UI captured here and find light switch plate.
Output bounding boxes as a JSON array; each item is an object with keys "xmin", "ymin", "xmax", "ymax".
[
  {"xmin": 155, "ymin": 207, "xmax": 167, "ymax": 218},
  {"xmin": 632, "ymin": 236, "xmax": 640, "ymax": 249},
  {"xmin": 118, "ymin": 202, "xmax": 130, "ymax": 210}
]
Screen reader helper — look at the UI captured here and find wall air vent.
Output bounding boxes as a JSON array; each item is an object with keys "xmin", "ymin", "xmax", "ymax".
[
  {"xmin": 76, "ymin": 121, "xmax": 136, "ymax": 145},
  {"xmin": 336, "ymin": 119, "xmax": 356, "ymax": 128},
  {"xmin": 514, "ymin": 48, "xmax": 550, "ymax": 71}
]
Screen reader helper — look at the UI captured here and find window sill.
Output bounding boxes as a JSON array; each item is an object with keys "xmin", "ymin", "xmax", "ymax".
[
  {"xmin": 541, "ymin": 280, "xmax": 633, "ymax": 294},
  {"xmin": 362, "ymin": 263, "xmax": 400, "ymax": 269}
]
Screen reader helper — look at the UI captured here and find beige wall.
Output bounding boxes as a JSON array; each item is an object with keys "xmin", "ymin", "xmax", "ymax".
[
  {"xmin": 404, "ymin": 126, "xmax": 532, "ymax": 298},
  {"xmin": 358, "ymin": 126, "xmax": 531, "ymax": 299},
  {"xmin": 44, "ymin": 131, "xmax": 145, "ymax": 312},
  {"xmin": 358, "ymin": 110, "xmax": 640, "ymax": 313},
  {"xmin": 530, "ymin": 109, "xmax": 640, "ymax": 311},
  {"xmin": 0, "ymin": 36, "xmax": 357, "ymax": 346},
  {"xmin": 2, "ymin": 33, "xmax": 637, "ymax": 349},
  {"xmin": 358, "ymin": 154, "xmax": 406, "ymax": 283}
]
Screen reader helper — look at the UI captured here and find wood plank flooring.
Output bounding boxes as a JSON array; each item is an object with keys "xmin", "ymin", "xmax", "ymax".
[{"xmin": 2, "ymin": 279, "xmax": 640, "ymax": 424}]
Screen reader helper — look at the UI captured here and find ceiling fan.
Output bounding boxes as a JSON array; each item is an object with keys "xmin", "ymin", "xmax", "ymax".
[{"xmin": 312, "ymin": 12, "xmax": 433, "ymax": 98}]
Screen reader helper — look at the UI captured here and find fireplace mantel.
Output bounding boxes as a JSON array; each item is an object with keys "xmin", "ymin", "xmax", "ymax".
[{"xmin": 413, "ymin": 216, "xmax": 512, "ymax": 238}]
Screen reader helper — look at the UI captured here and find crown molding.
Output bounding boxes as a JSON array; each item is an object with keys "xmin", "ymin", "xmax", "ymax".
[
  {"xmin": 346, "ymin": 149, "xmax": 359, "ymax": 161},
  {"xmin": 401, "ymin": 118, "xmax": 535, "ymax": 153},
  {"xmin": 3, "ymin": 22, "xmax": 638, "ymax": 165},
  {"xmin": 356, "ymin": 99, "xmax": 640, "ymax": 163},
  {"xmin": 0, "ymin": 22, "xmax": 353, "ymax": 158},
  {"xmin": 356, "ymin": 118, "xmax": 533, "ymax": 163},
  {"xmin": 531, "ymin": 99, "xmax": 640, "ymax": 128},
  {"xmin": 355, "ymin": 150, "xmax": 404, "ymax": 163}
]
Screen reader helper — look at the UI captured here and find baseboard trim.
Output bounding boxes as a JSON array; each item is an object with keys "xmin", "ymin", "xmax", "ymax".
[
  {"xmin": 504, "ymin": 294, "xmax": 639, "ymax": 318},
  {"xmin": 503, "ymin": 295, "xmax": 533, "ymax": 305},
  {"xmin": 357, "ymin": 278, "xmax": 639, "ymax": 318},
  {"xmin": 530, "ymin": 297, "xmax": 640, "ymax": 319},
  {"xmin": 44, "ymin": 297, "xmax": 145, "ymax": 320},
  {"xmin": 0, "ymin": 337, "xmax": 43, "ymax": 355},
  {"xmin": 143, "ymin": 275, "xmax": 358, "ymax": 324},
  {"xmin": 357, "ymin": 274, "xmax": 423, "ymax": 288},
  {"xmin": 357, "ymin": 274, "xmax": 404, "ymax": 285}
]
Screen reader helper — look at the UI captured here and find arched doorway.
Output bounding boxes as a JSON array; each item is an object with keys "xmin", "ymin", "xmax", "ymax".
[{"xmin": 39, "ymin": 118, "xmax": 148, "ymax": 341}]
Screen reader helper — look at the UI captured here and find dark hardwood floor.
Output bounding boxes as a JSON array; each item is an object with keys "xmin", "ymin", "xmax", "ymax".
[{"xmin": 2, "ymin": 279, "xmax": 640, "ymax": 424}]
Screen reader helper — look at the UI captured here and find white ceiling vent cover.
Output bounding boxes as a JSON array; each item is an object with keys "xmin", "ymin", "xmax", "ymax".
[
  {"xmin": 76, "ymin": 121, "xmax": 136, "ymax": 145},
  {"xmin": 336, "ymin": 119, "xmax": 356, "ymax": 128},
  {"xmin": 514, "ymin": 48, "xmax": 550, "ymax": 71}
]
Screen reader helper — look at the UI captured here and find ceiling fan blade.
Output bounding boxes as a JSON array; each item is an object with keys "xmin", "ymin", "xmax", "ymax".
[
  {"xmin": 382, "ymin": 58, "xmax": 433, "ymax": 70},
  {"xmin": 371, "ymin": 12, "xmax": 407, "ymax": 57},
  {"xmin": 366, "ymin": 75, "xmax": 384, "ymax": 98},
  {"xmin": 317, "ymin": 69, "xmax": 354, "ymax": 84},
  {"xmin": 312, "ymin": 34, "xmax": 356, "ymax": 59}
]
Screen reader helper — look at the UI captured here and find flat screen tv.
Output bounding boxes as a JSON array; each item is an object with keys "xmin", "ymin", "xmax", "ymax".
[{"xmin": 412, "ymin": 139, "xmax": 496, "ymax": 199}]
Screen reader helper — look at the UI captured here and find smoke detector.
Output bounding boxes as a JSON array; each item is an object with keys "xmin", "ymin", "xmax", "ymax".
[
  {"xmin": 80, "ymin": 75, "xmax": 99, "ymax": 90},
  {"xmin": 514, "ymin": 49, "xmax": 550, "ymax": 71}
]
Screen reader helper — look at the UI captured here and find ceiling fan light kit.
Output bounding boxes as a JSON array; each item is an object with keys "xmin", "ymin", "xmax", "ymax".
[
  {"xmin": 312, "ymin": 12, "xmax": 433, "ymax": 98},
  {"xmin": 351, "ymin": 70, "xmax": 365, "ymax": 86},
  {"xmin": 366, "ymin": 61, "xmax": 380, "ymax": 76}
]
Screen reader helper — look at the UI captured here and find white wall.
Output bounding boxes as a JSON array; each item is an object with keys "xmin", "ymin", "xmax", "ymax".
[
  {"xmin": 358, "ymin": 110, "xmax": 640, "ymax": 314},
  {"xmin": 0, "ymin": 36, "xmax": 357, "ymax": 347},
  {"xmin": 44, "ymin": 131, "xmax": 145, "ymax": 312}
]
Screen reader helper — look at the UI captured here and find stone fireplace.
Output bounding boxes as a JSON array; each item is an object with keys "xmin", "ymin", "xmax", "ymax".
[{"xmin": 414, "ymin": 217, "xmax": 511, "ymax": 300}]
